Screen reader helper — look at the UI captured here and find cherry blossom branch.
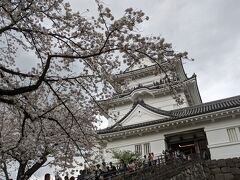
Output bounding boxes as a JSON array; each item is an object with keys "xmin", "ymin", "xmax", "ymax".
[
  {"xmin": 0, "ymin": 55, "xmax": 51, "ymax": 96},
  {"xmin": 46, "ymin": 116, "xmax": 90, "ymax": 166},
  {"xmin": 0, "ymin": 65, "xmax": 35, "ymax": 78}
]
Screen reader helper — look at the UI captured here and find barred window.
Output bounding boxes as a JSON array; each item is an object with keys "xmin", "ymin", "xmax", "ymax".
[
  {"xmin": 143, "ymin": 143, "xmax": 150, "ymax": 155},
  {"xmin": 135, "ymin": 144, "xmax": 142, "ymax": 154},
  {"xmin": 227, "ymin": 128, "xmax": 238, "ymax": 142}
]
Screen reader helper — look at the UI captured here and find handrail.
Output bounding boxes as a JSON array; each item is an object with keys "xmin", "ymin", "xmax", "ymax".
[{"xmin": 79, "ymin": 153, "xmax": 203, "ymax": 179}]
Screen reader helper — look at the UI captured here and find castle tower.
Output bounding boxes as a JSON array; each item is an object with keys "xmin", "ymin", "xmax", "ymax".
[
  {"xmin": 101, "ymin": 59, "xmax": 201, "ymax": 127},
  {"xmin": 98, "ymin": 58, "xmax": 240, "ymax": 162}
]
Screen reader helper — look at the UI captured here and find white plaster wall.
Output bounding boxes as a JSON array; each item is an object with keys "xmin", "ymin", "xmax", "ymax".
[
  {"xmin": 143, "ymin": 93, "xmax": 189, "ymax": 111},
  {"xmin": 204, "ymin": 117, "xmax": 240, "ymax": 160},
  {"xmin": 107, "ymin": 93, "xmax": 189, "ymax": 127},
  {"xmin": 205, "ymin": 129, "xmax": 229, "ymax": 145},
  {"xmin": 122, "ymin": 105, "xmax": 168, "ymax": 126},
  {"xmin": 151, "ymin": 139, "xmax": 166, "ymax": 156},
  {"xmin": 127, "ymin": 74, "xmax": 165, "ymax": 89},
  {"xmin": 108, "ymin": 119, "xmax": 116, "ymax": 127},
  {"xmin": 103, "ymin": 116, "xmax": 240, "ymax": 161},
  {"xmin": 104, "ymin": 133, "xmax": 165, "ymax": 162},
  {"xmin": 106, "ymin": 133, "xmax": 165, "ymax": 150},
  {"xmin": 209, "ymin": 142, "xmax": 240, "ymax": 159}
]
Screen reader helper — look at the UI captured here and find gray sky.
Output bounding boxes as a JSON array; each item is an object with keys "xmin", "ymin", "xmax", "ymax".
[{"xmin": 70, "ymin": 0, "xmax": 240, "ymax": 102}]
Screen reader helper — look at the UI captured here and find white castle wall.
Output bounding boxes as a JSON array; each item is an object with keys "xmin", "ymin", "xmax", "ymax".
[
  {"xmin": 121, "ymin": 105, "xmax": 168, "ymax": 126},
  {"xmin": 143, "ymin": 93, "xmax": 189, "ymax": 110},
  {"xmin": 103, "ymin": 116, "xmax": 240, "ymax": 162},
  {"xmin": 205, "ymin": 117, "xmax": 240, "ymax": 159},
  {"xmin": 104, "ymin": 133, "xmax": 165, "ymax": 163},
  {"xmin": 107, "ymin": 93, "xmax": 189, "ymax": 127},
  {"xmin": 126, "ymin": 74, "xmax": 165, "ymax": 90}
]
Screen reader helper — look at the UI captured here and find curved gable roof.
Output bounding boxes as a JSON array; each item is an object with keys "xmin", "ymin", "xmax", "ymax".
[{"xmin": 110, "ymin": 99, "xmax": 173, "ymax": 129}]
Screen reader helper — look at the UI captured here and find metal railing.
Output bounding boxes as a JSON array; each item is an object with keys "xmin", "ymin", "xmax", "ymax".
[{"xmin": 78, "ymin": 153, "xmax": 203, "ymax": 180}]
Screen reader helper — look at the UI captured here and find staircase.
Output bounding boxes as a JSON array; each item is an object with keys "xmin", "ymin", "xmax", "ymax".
[{"xmin": 111, "ymin": 157, "xmax": 207, "ymax": 180}]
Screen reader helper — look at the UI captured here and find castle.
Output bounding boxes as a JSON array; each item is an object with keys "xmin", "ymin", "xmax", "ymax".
[{"xmin": 97, "ymin": 58, "xmax": 240, "ymax": 162}]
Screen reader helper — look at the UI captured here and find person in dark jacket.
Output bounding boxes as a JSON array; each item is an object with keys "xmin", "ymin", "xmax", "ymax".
[
  {"xmin": 44, "ymin": 174, "xmax": 51, "ymax": 180},
  {"xmin": 109, "ymin": 162, "xmax": 117, "ymax": 176}
]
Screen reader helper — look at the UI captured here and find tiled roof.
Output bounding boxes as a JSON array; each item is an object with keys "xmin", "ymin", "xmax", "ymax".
[
  {"xmin": 97, "ymin": 95, "xmax": 240, "ymax": 134},
  {"xmin": 171, "ymin": 95, "xmax": 240, "ymax": 117}
]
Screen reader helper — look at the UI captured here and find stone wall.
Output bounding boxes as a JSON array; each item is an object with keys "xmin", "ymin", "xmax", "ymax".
[
  {"xmin": 112, "ymin": 160, "xmax": 206, "ymax": 180},
  {"xmin": 203, "ymin": 158, "xmax": 240, "ymax": 180},
  {"xmin": 111, "ymin": 157, "xmax": 240, "ymax": 180},
  {"xmin": 169, "ymin": 158, "xmax": 240, "ymax": 180}
]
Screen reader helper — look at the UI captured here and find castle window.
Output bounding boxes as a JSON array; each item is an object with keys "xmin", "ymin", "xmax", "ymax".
[
  {"xmin": 143, "ymin": 143, "xmax": 150, "ymax": 155},
  {"xmin": 227, "ymin": 128, "xmax": 238, "ymax": 142},
  {"xmin": 135, "ymin": 144, "xmax": 142, "ymax": 154}
]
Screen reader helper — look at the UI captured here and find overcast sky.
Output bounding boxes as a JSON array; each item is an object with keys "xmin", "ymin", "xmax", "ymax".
[{"xmin": 70, "ymin": 0, "xmax": 240, "ymax": 103}]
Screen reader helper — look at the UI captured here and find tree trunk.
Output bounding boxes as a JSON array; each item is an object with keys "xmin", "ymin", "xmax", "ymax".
[
  {"xmin": 17, "ymin": 161, "xmax": 27, "ymax": 180},
  {"xmin": 17, "ymin": 156, "xmax": 47, "ymax": 180},
  {"xmin": 1, "ymin": 162, "xmax": 10, "ymax": 180}
]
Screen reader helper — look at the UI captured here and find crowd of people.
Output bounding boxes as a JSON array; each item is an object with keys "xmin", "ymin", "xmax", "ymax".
[
  {"xmin": 44, "ymin": 149, "xmax": 208, "ymax": 180},
  {"xmin": 161, "ymin": 148, "xmax": 210, "ymax": 162},
  {"xmin": 161, "ymin": 149, "xmax": 191, "ymax": 161},
  {"xmin": 43, "ymin": 153, "xmax": 156, "ymax": 180}
]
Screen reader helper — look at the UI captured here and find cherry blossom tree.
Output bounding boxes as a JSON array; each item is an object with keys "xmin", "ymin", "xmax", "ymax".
[{"xmin": 0, "ymin": 0, "xmax": 188, "ymax": 179}]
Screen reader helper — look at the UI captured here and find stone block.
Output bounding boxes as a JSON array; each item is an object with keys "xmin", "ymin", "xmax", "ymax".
[
  {"xmin": 227, "ymin": 161, "xmax": 233, "ymax": 167},
  {"xmin": 204, "ymin": 167, "xmax": 210, "ymax": 174},
  {"xmin": 209, "ymin": 164, "xmax": 217, "ymax": 169},
  {"xmin": 214, "ymin": 174, "xmax": 225, "ymax": 180},
  {"xmin": 208, "ymin": 175, "xmax": 215, "ymax": 180},
  {"xmin": 232, "ymin": 158, "xmax": 239, "ymax": 163},
  {"xmin": 218, "ymin": 159, "xmax": 227, "ymax": 167},
  {"xmin": 231, "ymin": 167, "xmax": 240, "ymax": 175},
  {"xmin": 227, "ymin": 161, "xmax": 236, "ymax": 168},
  {"xmin": 211, "ymin": 167, "xmax": 221, "ymax": 174},
  {"xmin": 232, "ymin": 174, "xmax": 240, "ymax": 180},
  {"xmin": 211, "ymin": 160, "xmax": 217, "ymax": 165},
  {"xmin": 221, "ymin": 167, "xmax": 230, "ymax": 173},
  {"xmin": 224, "ymin": 173, "xmax": 234, "ymax": 180},
  {"xmin": 236, "ymin": 163, "xmax": 240, "ymax": 168},
  {"xmin": 205, "ymin": 160, "xmax": 211, "ymax": 166}
]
